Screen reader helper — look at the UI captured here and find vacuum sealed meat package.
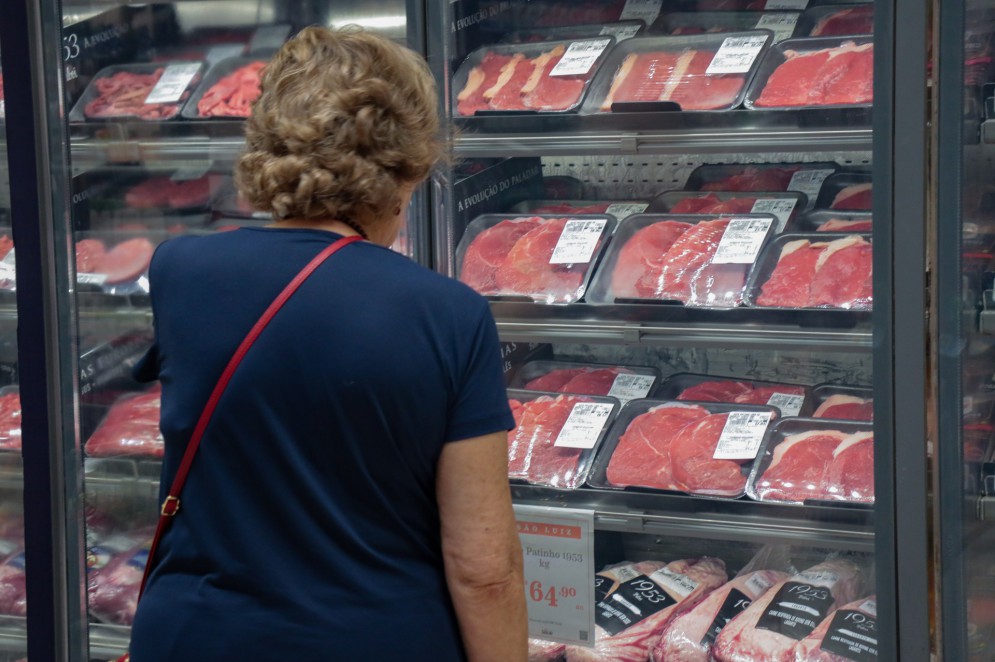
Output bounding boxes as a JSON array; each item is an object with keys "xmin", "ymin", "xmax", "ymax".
[
  {"xmin": 84, "ymin": 386, "xmax": 164, "ymax": 458},
  {"xmin": 88, "ymin": 538, "xmax": 152, "ymax": 625},
  {"xmin": 73, "ymin": 63, "xmax": 204, "ymax": 121},
  {"xmin": 75, "ymin": 236, "xmax": 158, "ymax": 291},
  {"xmin": 791, "ymin": 596, "xmax": 878, "ymax": 661}
]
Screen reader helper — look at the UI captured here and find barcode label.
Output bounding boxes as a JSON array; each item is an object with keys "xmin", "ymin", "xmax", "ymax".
[
  {"xmin": 788, "ymin": 169, "xmax": 834, "ymax": 201},
  {"xmin": 550, "ymin": 39, "xmax": 612, "ymax": 77},
  {"xmin": 550, "ymin": 219, "xmax": 607, "ymax": 264},
  {"xmin": 554, "ymin": 402, "xmax": 614, "ymax": 449},
  {"xmin": 751, "ymin": 198, "xmax": 797, "ymax": 231},
  {"xmin": 755, "ymin": 13, "xmax": 799, "ymax": 42},
  {"xmin": 712, "ymin": 218, "xmax": 773, "ymax": 264},
  {"xmin": 765, "ymin": 0, "xmax": 808, "ymax": 9},
  {"xmin": 619, "ymin": 0, "xmax": 663, "ymax": 23},
  {"xmin": 600, "ymin": 24, "xmax": 641, "ymax": 41},
  {"xmin": 607, "ymin": 374, "xmax": 655, "ymax": 402},
  {"xmin": 713, "ymin": 411, "xmax": 772, "ymax": 460},
  {"xmin": 605, "ymin": 202, "xmax": 649, "ymax": 219},
  {"xmin": 77, "ymin": 272, "xmax": 108, "ymax": 286},
  {"xmin": 144, "ymin": 63, "xmax": 200, "ymax": 104},
  {"xmin": 707, "ymin": 36, "xmax": 768, "ymax": 75},
  {"xmin": 766, "ymin": 393, "xmax": 805, "ymax": 417},
  {"xmin": 651, "ymin": 567, "xmax": 699, "ymax": 597}
]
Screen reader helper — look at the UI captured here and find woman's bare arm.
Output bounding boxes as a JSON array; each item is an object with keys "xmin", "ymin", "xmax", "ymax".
[{"xmin": 437, "ymin": 431, "xmax": 527, "ymax": 662}]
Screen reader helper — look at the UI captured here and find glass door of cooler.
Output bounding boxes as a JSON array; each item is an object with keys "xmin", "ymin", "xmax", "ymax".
[{"xmin": 430, "ymin": 0, "xmax": 931, "ymax": 658}]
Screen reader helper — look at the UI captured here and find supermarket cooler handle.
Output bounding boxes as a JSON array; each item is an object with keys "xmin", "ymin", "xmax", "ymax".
[{"xmin": 117, "ymin": 234, "xmax": 362, "ymax": 662}]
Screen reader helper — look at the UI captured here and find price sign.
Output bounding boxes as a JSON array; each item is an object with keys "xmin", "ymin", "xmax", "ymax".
[
  {"xmin": 600, "ymin": 24, "xmax": 642, "ymax": 42},
  {"xmin": 515, "ymin": 505, "xmax": 595, "ymax": 647},
  {"xmin": 707, "ymin": 35, "xmax": 768, "ymax": 75},
  {"xmin": 605, "ymin": 202, "xmax": 649, "ymax": 219},
  {"xmin": 765, "ymin": 0, "xmax": 808, "ymax": 9},
  {"xmin": 619, "ymin": 0, "xmax": 663, "ymax": 24},
  {"xmin": 788, "ymin": 169, "xmax": 834, "ymax": 202},
  {"xmin": 751, "ymin": 198, "xmax": 797, "ymax": 231},
  {"xmin": 755, "ymin": 13, "xmax": 799, "ymax": 42},
  {"xmin": 607, "ymin": 373, "xmax": 656, "ymax": 402},
  {"xmin": 144, "ymin": 63, "xmax": 201, "ymax": 104},
  {"xmin": 550, "ymin": 219, "xmax": 607, "ymax": 264},
  {"xmin": 712, "ymin": 218, "xmax": 773, "ymax": 264},
  {"xmin": 554, "ymin": 402, "xmax": 614, "ymax": 449},
  {"xmin": 713, "ymin": 411, "xmax": 773, "ymax": 460},
  {"xmin": 550, "ymin": 39, "xmax": 612, "ymax": 77}
]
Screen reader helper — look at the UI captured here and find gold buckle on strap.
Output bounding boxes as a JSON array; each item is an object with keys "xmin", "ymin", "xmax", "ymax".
[{"xmin": 161, "ymin": 496, "xmax": 181, "ymax": 516}]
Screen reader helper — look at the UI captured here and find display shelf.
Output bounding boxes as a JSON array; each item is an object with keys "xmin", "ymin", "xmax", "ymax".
[
  {"xmin": 89, "ymin": 623, "xmax": 130, "ymax": 658},
  {"xmin": 491, "ymin": 302, "xmax": 873, "ymax": 351},
  {"xmin": 511, "ymin": 485, "xmax": 875, "ymax": 551}
]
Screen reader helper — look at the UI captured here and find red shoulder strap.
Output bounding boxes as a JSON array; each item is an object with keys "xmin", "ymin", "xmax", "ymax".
[{"xmin": 137, "ymin": 234, "xmax": 362, "ymax": 600}]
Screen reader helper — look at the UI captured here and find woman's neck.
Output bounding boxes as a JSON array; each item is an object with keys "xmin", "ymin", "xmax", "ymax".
[{"xmin": 269, "ymin": 218, "xmax": 367, "ymax": 240}]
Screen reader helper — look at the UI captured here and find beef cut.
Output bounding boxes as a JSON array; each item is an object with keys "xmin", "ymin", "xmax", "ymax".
[
  {"xmin": 84, "ymin": 386, "xmax": 164, "ymax": 458},
  {"xmin": 670, "ymin": 194, "xmax": 759, "ymax": 215},
  {"xmin": 755, "ymin": 236, "xmax": 872, "ymax": 309},
  {"xmin": 830, "ymin": 183, "xmax": 872, "ymax": 210},
  {"xmin": 0, "ymin": 235, "xmax": 13, "ymax": 261},
  {"xmin": 0, "ymin": 391, "xmax": 21, "ymax": 451},
  {"xmin": 755, "ymin": 42, "xmax": 873, "ymax": 107},
  {"xmin": 84, "ymin": 68, "xmax": 192, "ymax": 120},
  {"xmin": 824, "ymin": 431, "xmax": 875, "ymax": 502},
  {"xmin": 654, "ymin": 569, "xmax": 790, "ymax": 662},
  {"xmin": 495, "ymin": 218, "xmax": 589, "ymax": 302},
  {"xmin": 507, "ymin": 394, "xmax": 599, "ymax": 488},
  {"xmin": 94, "ymin": 238, "xmax": 156, "ymax": 285},
  {"xmin": 460, "ymin": 218, "xmax": 543, "ymax": 293},
  {"xmin": 600, "ymin": 49, "xmax": 747, "ymax": 111},
  {"xmin": 813, "ymin": 394, "xmax": 873, "ymax": 421},
  {"xmin": 669, "ymin": 413, "xmax": 756, "ymax": 497},
  {"xmin": 606, "ymin": 404, "xmax": 711, "ymax": 490},
  {"xmin": 123, "ymin": 175, "xmax": 212, "ymax": 210},
  {"xmin": 457, "ymin": 52, "xmax": 515, "ymax": 115},
  {"xmin": 791, "ymin": 596, "xmax": 877, "ymax": 661},
  {"xmin": 0, "ymin": 551, "xmax": 26, "ymax": 616},
  {"xmin": 810, "ymin": 6, "xmax": 874, "ymax": 37},
  {"xmin": 712, "ymin": 560, "xmax": 863, "ymax": 662},
  {"xmin": 196, "ymin": 61, "xmax": 265, "ymax": 117},
  {"xmin": 700, "ymin": 167, "xmax": 796, "ymax": 192},
  {"xmin": 755, "ymin": 240, "xmax": 823, "ymax": 308},
  {"xmin": 566, "ymin": 557, "xmax": 728, "ymax": 662},
  {"xmin": 677, "ymin": 379, "xmax": 805, "ymax": 409},
  {"xmin": 532, "ymin": 202, "xmax": 612, "ymax": 214},
  {"xmin": 611, "ymin": 220, "xmax": 693, "ymax": 299},
  {"xmin": 526, "ymin": 367, "xmax": 630, "ymax": 396},
  {"xmin": 754, "ymin": 428, "xmax": 874, "ymax": 503},
  {"xmin": 816, "ymin": 218, "xmax": 872, "ymax": 232}
]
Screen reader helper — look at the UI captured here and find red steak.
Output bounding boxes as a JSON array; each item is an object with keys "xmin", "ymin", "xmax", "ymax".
[
  {"xmin": 460, "ymin": 218, "xmax": 543, "ymax": 294},
  {"xmin": 669, "ymin": 194, "xmax": 757, "ymax": 214},
  {"xmin": 488, "ymin": 54, "xmax": 536, "ymax": 111},
  {"xmin": 817, "ymin": 218, "xmax": 872, "ymax": 232},
  {"xmin": 755, "ymin": 49, "xmax": 832, "ymax": 106},
  {"xmin": 196, "ymin": 61, "xmax": 265, "ymax": 117},
  {"xmin": 75, "ymin": 239, "xmax": 108, "ymax": 274},
  {"xmin": 756, "ymin": 239, "xmax": 823, "ymax": 308},
  {"xmin": 560, "ymin": 368, "xmax": 627, "ymax": 395},
  {"xmin": 607, "ymin": 404, "xmax": 710, "ymax": 490},
  {"xmin": 677, "ymin": 380, "xmax": 754, "ymax": 402},
  {"xmin": 457, "ymin": 52, "xmax": 514, "ymax": 116},
  {"xmin": 97, "ymin": 238, "xmax": 156, "ymax": 285},
  {"xmin": 814, "ymin": 394, "xmax": 873, "ymax": 421},
  {"xmin": 506, "ymin": 395, "xmax": 594, "ymax": 488},
  {"xmin": 600, "ymin": 51, "xmax": 684, "ymax": 110},
  {"xmin": 811, "ymin": 6, "xmax": 874, "ymax": 37},
  {"xmin": 494, "ymin": 218, "xmax": 589, "ymax": 302},
  {"xmin": 523, "ymin": 45, "xmax": 586, "ymax": 111},
  {"xmin": 667, "ymin": 50, "xmax": 747, "ymax": 111},
  {"xmin": 830, "ymin": 183, "xmax": 873, "ymax": 210},
  {"xmin": 640, "ymin": 219, "xmax": 730, "ymax": 304},
  {"xmin": 84, "ymin": 68, "xmax": 190, "ymax": 120},
  {"xmin": 669, "ymin": 413, "xmax": 752, "ymax": 497},
  {"xmin": 755, "ymin": 42, "xmax": 872, "ymax": 107},
  {"xmin": 0, "ymin": 392, "xmax": 21, "ymax": 451},
  {"xmin": 808, "ymin": 235, "xmax": 873, "ymax": 308},
  {"xmin": 701, "ymin": 167, "xmax": 795, "ymax": 192},
  {"xmin": 734, "ymin": 384, "xmax": 806, "ymax": 406},
  {"xmin": 84, "ymin": 387, "xmax": 164, "ymax": 458},
  {"xmin": 611, "ymin": 221, "xmax": 693, "ymax": 299},
  {"xmin": 753, "ymin": 429, "xmax": 848, "ymax": 502},
  {"xmin": 824, "ymin": 431, "xmax": 874, "ymax": 502},
  {"xmin": 525, "ymin": 368, "xmax": 586, "ymax": 392}
]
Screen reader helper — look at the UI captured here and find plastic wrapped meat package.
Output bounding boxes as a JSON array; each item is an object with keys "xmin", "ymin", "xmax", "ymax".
[
  {"xmin": 0, "ymin": 389, "xmax": 22, "ymax": 451},
  {"xmin": 121, "ymin": 174, "xmax": 216, "ymax": 212},
  {"xmin": 84, "ymin": 385, "xmax": 164, "ymax": 458},
  {"xmin": 73, "ymin": 63, "xmax": 204, "ymax": 121},
  {"xmin": 75, "ymin": 236, "xmax": 158, "ymax": 291},
  {"xmin": 792, "ymin": 595, "xmax": 878, "ymax": 661},
  {"xmin": 564, "ymin": 557, "xmax": 727, "ymax": 662},
  {"xmin": 657, "ymin": 373, "xmax": 811, "ymax": 416},
  {"xmin": 191, "ymin": 60, "xmax": 266, "ymax": 118},
  {"xmin": 507, "ymin": 391, "xmax": 617, "ymax": 488},
  {"xmin": 750, "ymin": 38, "xmax": 873, "ymax": 108},
  {"xmin": 458, "ymin": 215, "xmax": 614, "ymax": 304},
  {"xmin": 512, "ymin": 361, "xmax": 659, "ymax": 401},
  {"xmin": 0, "ymin": 550, "xmax": 26, "ymax": 617},
  {"xmin": 751, "ymin": 234, "xmax": 873, "ymax": 310},
  {"xmin": 88, "ymin": 536, "xmax": 153, "ymax": 625},
  {"xmin": 529, "ymin": 638, "xmax": 566, "ymax": 662},
  {"xmin": 649, "ymin": 191, "xmax": 806, "ymax": 228},
  {"xmin": 587, "ymin": 214, "xmax": 775, "ymax": 307},
  {"xmin": 748, "ymin": 419, "xmax": 875, "ymax": 504},
  {"xmin": 510, "ymin": 200, "xmax": 650, "ymax": 219},
  {"xmin": 812, "ymin": 386, "xmax": 874, "ymax": 421}
]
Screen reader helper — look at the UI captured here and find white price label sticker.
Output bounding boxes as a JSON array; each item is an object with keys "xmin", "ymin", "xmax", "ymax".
[
  {"xmin": 619, "ymin": 0, "xmax": 663, "ymax": 23},
  {"xmin": 712, "ymin": 218, "xmax": 773, "ymax": 264},
  {"xmin": 515, "ymin": 505, "xmax": 595, "ymax": 648},
  {"xmin": 713, "ymin": 411, "xmax": 772, "ymax": 460},
  {"xmin": 745, "ymin": 572, "xmax": 776, "ymax": 596},
  {"xmin": 765, "ymin": 0, "xmax": 808, "ymax": 9},
  {"xmin": 605, "ymin": 202, "xmax": 649, "ymax": 219},
  {"xmin": 607, "ymin": 374, "xmax": 656, "ymax": 402},
  {"xmin": 550, "ymin": 219, "xmax": 607, "ymax": 264},
  {"xmin": 144, "ymin": 63, "xmax": 200, "ymax": 104},
  {"xmin": 77, "ymin": 272, "xmax": 108, "ymax": 286},
  {"xmin": 706, "ymin": 35, "xmax": 768, "ymax": 75},
  {"xmin": 650, "ymin": 567, "xmax": 699, "ymax": 598},
  {"xmin": 751, "ymin": 198, "xmax": 797, "ymax": 231},
  {"xmin": 858, "ymin": 598, "xmax": 878, "ymax": 617},
  {"xmin": 550, "ymin": 39, "xmax": 612, "ymax": 77},
  {"xmin": 554, "ymin": 402, "xmax": 614, "ymax": 449},
  {"xmin": 787, "ymin": 169, "xmax": 834, "ymax": 201},
  {"xmin": 755, "ymin": 13, "xmax": 799, "ymax": 42},
  {"xmin": 766, "ymin": 392, "xmax": 805, "ymax": 417},
  {"xmin": 600, "ymin": 24, "xmax": 642, "ymax": 41}
]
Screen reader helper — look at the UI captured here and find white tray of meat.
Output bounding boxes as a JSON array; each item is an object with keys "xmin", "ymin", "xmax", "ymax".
[
  {"xmin": 746, "ymin": 418, "xmax": 874, "ymax": 505},
  {"xmin": 653, "ymin": 568, "xmax": 791, "ymax": 662},
  {"xmin": 510, "ymin": 360, "xmax": 660, "ymax": 402},
  {"xmin": 582, "ymin": 32, "xmax": 772, "ymax": 113},
  {"xmin": 75, "ymin": 233, "xmax": 164, "ymax": 296},
  {"xmin": 744, "ymin": 36, "xmax": 873, "ymax": 109},
  {"xmin": 453, "ymin": 38, "xmax": 616, "ymax": 116},
  {"xmin": 88, "ymin": 537, "xmax": 153, "ymax": 625},
  {"xmin": 0, "ymin": 387, "xmax": 22, "ymax": 452},
  {"xmin": 655, "ymin": 372, "xmax": 813, "ymax": 417},
  {"xmin": 648, "ymin": 191, "xmax": 806, "ymax": 230},
  {"xmin": 796, "ymin": 210, "xmax": 873, "ymax": 232},
  {"xmin": 457, "ymin": 214, "xmax": 616, "ymax": 304},
  {"xmin": 585, "ymin": 213, "xmax": 777, "ymax": 307},
  {"xmin": 83, "ymin": 385, "xmax": 163, "ymax": 459},
  {"xmin": 797, "ymin": 4, "xmax": 874, "ymax": 37},
  {"xmin": 815, "ymin": 172, "xmax": 873, "ymax": 210},
  {"xmin": 586, "ymin": 398, "xmax": 777, "ymax": 498},
  {"xmin": 792, "ymin": 595, "xmax": 878, "ymax": 660},
  {"xmin": 509, "ymin": 199, "xmax": 649, "ymax": 219},
  {"xmin": 564, "ymin": 557, "xmax": 728, "ymax": 662},
  {"xmin": 182, "ymin": 57, "xmax": 266, "ymax": 119},
  {"xmin": 812, "ymin": 383, "xmax": 874, "ymax": 421},
  {"xmin": 744, "ymin": 232, "xmax": 873, "ymax": 310},
  {"xmin": 70, "ymin": 62, "xmax": 205, "ymax": 122},
  {"xmin": 507, "ymin": 389, "xmax": 620, "ymax": 489},
  {"xmin": 711, "ymin": 558, "xmax": 864, "ymax": 661}
]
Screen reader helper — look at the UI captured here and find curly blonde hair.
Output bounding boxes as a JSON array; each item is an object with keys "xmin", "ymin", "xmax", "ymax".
[{"xmin": 235, "ymin": 27, "xmax": 441, "ymax": 227}]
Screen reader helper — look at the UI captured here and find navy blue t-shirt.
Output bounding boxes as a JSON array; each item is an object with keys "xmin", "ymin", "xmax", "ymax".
[{"xmin": 128, "ymin": 227, "xmax": 515, "ymax": 661}]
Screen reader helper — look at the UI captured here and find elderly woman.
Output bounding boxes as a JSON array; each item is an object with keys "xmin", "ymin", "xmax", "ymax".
[{"xmin": 128, "ymin": 27, "xmax": 526, "ymax": 661}]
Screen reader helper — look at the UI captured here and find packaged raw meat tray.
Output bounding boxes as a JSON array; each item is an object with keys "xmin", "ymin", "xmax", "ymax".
[
  {"xmin": 812, "ymin": 383, "xmax": 873, "ymax": 421},
  {"xmin": 744, "ymin": 36, "xmax": 873, "ymax": 109},
  {"xmin": 796, "ymin": 210, "xmax": 873, "ymax": 232},
  {"xmin": 584, "ymin": 213, "xmax": 777, "ymax": 307},
  {"xmin": 510, "ymin": 360, "xmax": 660, "ymax": 402},
  {"xmin": 647, "ymin": 191, "xmax": 806, "ymax": 231},
  {"xmin": 815, "ymin": 172, "xmax": 873, "ymax": 210},
  {"xmin": 586, "ymin": 398, "xmax": 778, "ymax": 498},
  {"xmin": 582, "ymin": 32, "xmax": 772, "ymax": 113},
  {"xmin": 503, "ymin": 21, "xmax": 645, "ymax": 45},
  {"xmin": 90, "ymin": 172, "xmax": 219, "ymax": 220},
  {"xmin": 84, "ymin": 386, "xmax": 163, "ymax": 459},
  {"xmin": 0, "ymin": 387, "xmax": 22, "ymax": 452},
  {"xmin": 453, "ymin": 38, "xmax": 616, "ymax": 116},
  {"xmin": 796, "ymin": 4, "xmax": 874, "ymax": 37},
  {"xmin": 69, "ymin": 62, "xmax": 205, "ymax": 122},
  {"xmin": 75, "ymin": 233, "xmax": 164, "ymax": 296},
  {"xmin": 683, "ymin": 162, "xmax": 839, "ymax": 207},
  {"xmin": 509, "ymin": 199, "xmax": 649, "ymax": 219},
  {"xmin": 745, "ymin": 417, "xmax": 875, "ymax": 504},
  {"xmin": 457, "ymin": 214, "xmax": 616, "ymax": 304},
  {"xmin": 652, "ymin": 11, "xmax": 802, "ymax": 43},
  {"xmin": 506, "ymin": 388, "xmax": 620, "ymax": 489},
  {"xmin": 182, "ymin": 57, "xmax": 267, "ymax": 119},
  {"xmin": 655, "ymin": 372, "xmax": 814, "ymax": 417},
  {"xmin": 744, "ymin": 232, "xmax": 873, "ymax": 310}
]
